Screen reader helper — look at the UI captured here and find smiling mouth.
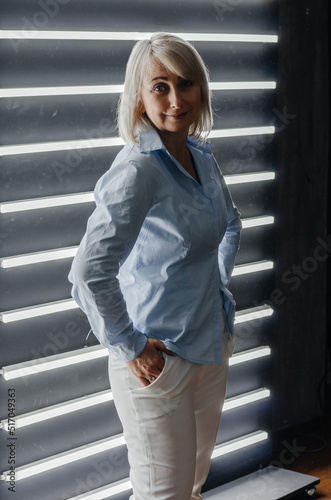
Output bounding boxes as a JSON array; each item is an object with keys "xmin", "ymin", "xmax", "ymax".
[{"xmin": 167, "ymin": 112, "xmax": 188, "ymax": 119}]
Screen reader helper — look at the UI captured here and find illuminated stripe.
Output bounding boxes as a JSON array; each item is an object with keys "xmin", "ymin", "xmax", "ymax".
[
  {"xmin": 224, "ymin": 171, "xmax": 275, "ymax": 184},
  {"xmin": 241, "ymin": 216, "xmax": 274, "ymax": 229},
  {"xmin": 0, "ymin": 390, "xmax": 113, "ymax": 431},
  {"xmin": 234, "ymin": 305, "xmax": 273, "ymax": 325},
  {"xmin": 0, "ymin": 193, "xmax": 94, "ymax": 213},
  {"xmin": 223, "ymin": 388, "xmax": 270, "ymax": 412},
  {"xmin": 0, "ymin": 247, "xmax": 78, "ymax": 268},
  {"xmin": 229, "ymin": 346, "xmax": 271, "ymax": 366},
  {"xmin": 211, "ymin": 430, "xmax": 268, "ymax": 459},
  {"xmin": 0, "ymin": 81, "xmax": 276, "ymax": 98},
  {"xmin": 0, "ymin": 345, "xmax": 107, "ymax": 380},
  {"xmin": 0, "ymin": 127, "xmax": 274, "ymax": 157},
  {"xmin": 0, "ymin": 216, "xmax": 274, "ymax": 268},
  {"xmin": 0, "ymin": 299, "xmax": 78, "ymax": 324},
  {"xmin": 0, "ymin": 344, "xmax": 271, "ymax": 381},
  {"xmin": 0, "ymin": 388, "xmax": 270, "ymax": 431},
  {"xmin": 232, "ymin": 260, "xmax": 274, "ymax": 276},
  {"xmin": 1, "ymin": 435, "xmax": 126, "ymax": 481},
  {"xmin": 209, "ymin": 126, "xmax": 275, "ymax": 139},
  {"xmin": 1, "ymin": 430, "xmax": 268, "ymax": 483},
  {"xmin": 0, "ymin": 387, "xmax": 269, "ymax": 431},
  {"xmin": 0, "ymin": 137, "xmax": 124, "ymax": 156},
  {"xmin": 0, "ymin": 30, "xmax": 278, "ymax": 43}
]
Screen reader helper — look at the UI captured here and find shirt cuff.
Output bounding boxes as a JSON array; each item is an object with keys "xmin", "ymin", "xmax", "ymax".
[{"xmin": 108, "ymin": 328, "xmax": 148, "ymax": 362}]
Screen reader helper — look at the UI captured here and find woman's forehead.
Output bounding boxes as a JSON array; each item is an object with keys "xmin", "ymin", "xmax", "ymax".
[
  {"xmin": 143, "ymin": 57, "xmax": 191, "ymax": 83},
  {"xmin": 144, "ymin": 60, "xmax": 173, "ymax": 80}
]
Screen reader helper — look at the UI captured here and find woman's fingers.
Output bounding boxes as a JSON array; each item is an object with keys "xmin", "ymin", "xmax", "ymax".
[
  {"xmin": 152, "ymin": 339, "xmax": 175, "ymax": 356},
  {"xmin": 126, "ymin": 338, "xmax": 167, "ymax": 384}
]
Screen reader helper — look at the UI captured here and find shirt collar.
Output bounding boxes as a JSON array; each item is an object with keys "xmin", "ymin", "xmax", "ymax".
[
  {"xmin": 139, "ymin": 129, "xmax": 166, "ymax": 153},
  {"xmin": 138, "ymin": 128, "xmax": 213, "ymax": 155}
]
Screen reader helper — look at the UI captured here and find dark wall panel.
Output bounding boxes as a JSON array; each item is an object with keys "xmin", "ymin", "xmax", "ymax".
[{"xmin": 273, "ymin": 0, "xmax": 329, "ymax": 429}]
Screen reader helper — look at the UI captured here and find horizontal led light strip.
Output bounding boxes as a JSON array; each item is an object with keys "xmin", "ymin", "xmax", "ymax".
[
  {"xmin": 210, "ymin": 81, "xmax": 276, "ymax": 90},
  {"xmin": 0, "ymin": 192, "xmax": 94, "ymax": 214},
  {"xmin": 0, "ymin": 387, "xmax": 270, "ymax": 431},
  {"xmin": 0, "ymin": 434, "xmax": 126, "ymax": 482},
  {"xmin": 224, "ymin": 171, "xmax": 275, "ymax": 185},
  {"xmin": 241, "ymin": 216, "xmax": 274, "ymax": 229},
  {"xmin": 0, "ymin": 390, "xmax": 114, "ymax": 431},
  {"xmin": 0, "ymin": 342, "xmax": 271, "ymax": 381},
  {"xmin": 0, "ymin": 127, "xmax": 274, "ymax": 157},
  {"xmin": 209, "ymin": 126, "xmax": 275, "ymax": 139},
  {"xmin": 0, "ymin": 345, "xmax": 108, "ymax": 380},
  {"xmin": 68, "ymin": 434, "xmax": 269, "ymax": 498},
  {"xmin": 0, "ymin": 259, "xmax": 271, "ymax": 322},
  {"xmin": 229, "ymin": 346, "xmax": 271, "ymax": 366},
  {"xmin": 0, "ymin": 298, "xmax": 78, "ymax": 323},
  {"xmin": 223, "ymin": 388, "xmax": 270, "ymax": 411},
  {"xmin": 0, "ymin": 31, "xmax": 278, "ymax": 43},
  {"xmin": 0, "ymin": 217, "xmax": 274, "ymax": 269},
  {"xmin": 67, "ymin": 478, "xmax": 133, "ymax": 500},
  {"xmin": 68, "ymin": 429, "xmax": 265, "ymax": 500},
  {"xmin": 64, "ymin": 431, "xmax": 269, "ymax": 499},
  {"xmin": 0, "ymin": 137, "xmax": 124, "ymax": 156},
  {"xmin": 232, "ymin": 260, "xmax": 274, "ymax": 276},
  {"xmin": 211, "ymin": 430, "xmax": 268, "ymax": 459},
  {"xmin": 234, "ymin": 304, "xmax": 273, "ymax": 325},
  {"xmin": 0, "ymin": 247, "xmax": 78, "ymax": 268},
  {"xmin": 0, "ymin": 172, "xmax": 275, "ymax": 213},
  {"xmin": 0, "ymin": 85, "xmax": 125, "ymax": 98},
  {"xmin": 0, "ymin": 430, "xmax": 268, "ymax": 483},
  {"xmin": 0, "ymin": 81, "xmax": 276, "ymax": 98}
]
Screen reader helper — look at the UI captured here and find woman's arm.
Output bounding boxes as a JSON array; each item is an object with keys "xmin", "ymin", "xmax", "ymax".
[
  {"xmin": 69, "ymin": 160, "xmax": 153, "ymax": 362},
  {"xmin": 213, "ymin": 157, "xmax": 242, "ymax": 288}
]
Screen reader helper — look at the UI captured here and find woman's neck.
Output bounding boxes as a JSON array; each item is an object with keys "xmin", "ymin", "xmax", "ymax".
[
  {"xmin": 158, "ymin": 131, "xmax": 188, "ymax": 166},
  {"xmin": 159, "ymin": 131, "xmax": 199, "ymax": 183}
]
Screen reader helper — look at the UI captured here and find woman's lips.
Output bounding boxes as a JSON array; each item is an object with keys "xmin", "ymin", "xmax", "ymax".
[{"xmin": 167, "ymin": 112, "xmax": 187, "ymax": 119}]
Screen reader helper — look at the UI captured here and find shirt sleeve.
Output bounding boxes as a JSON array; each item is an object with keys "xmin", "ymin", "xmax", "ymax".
[
  {"xmin": 68, "ymin": 159, "xmax": 153, "ymax": 361},
  {"xmin": 213, "ymin": 156, "xmax": 242, "ymax": 288}
]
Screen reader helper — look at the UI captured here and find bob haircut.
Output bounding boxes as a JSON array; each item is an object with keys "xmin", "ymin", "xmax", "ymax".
[{"xmin": 117, "ymin": 32, "xmax": 213, "ymax": 144}]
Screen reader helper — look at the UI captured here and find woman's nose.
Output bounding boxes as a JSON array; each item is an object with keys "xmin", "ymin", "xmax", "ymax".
[{"xmin": 169, "ymin": 89, "xmax": 182, "ymax": 108}]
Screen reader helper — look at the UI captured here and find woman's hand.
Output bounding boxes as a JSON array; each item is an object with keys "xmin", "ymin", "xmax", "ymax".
[{"xmin": 126, "ymin": 338, "xmax": 174, "ymax": 387}]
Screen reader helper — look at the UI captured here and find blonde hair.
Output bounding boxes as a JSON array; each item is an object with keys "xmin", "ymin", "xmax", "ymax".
[{"xmin": 117, "ymin": 33, "xmax": 213, "ymax": 144}]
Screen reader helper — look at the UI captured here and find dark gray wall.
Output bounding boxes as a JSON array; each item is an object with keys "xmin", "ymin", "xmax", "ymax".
[{"xmin": 272, "ymin": 0, "xmax": 329, "ymax": 429}]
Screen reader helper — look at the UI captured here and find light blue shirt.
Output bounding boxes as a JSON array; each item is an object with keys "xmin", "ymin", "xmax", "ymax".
[{"xmin": 69, "ymin": 129, "xmax": 241, "ymax": 364}]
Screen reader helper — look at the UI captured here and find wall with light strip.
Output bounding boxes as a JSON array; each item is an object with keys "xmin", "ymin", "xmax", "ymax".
[{"xmin": 0, "ymin": 1, "xmax": 279, "ymax": 498}]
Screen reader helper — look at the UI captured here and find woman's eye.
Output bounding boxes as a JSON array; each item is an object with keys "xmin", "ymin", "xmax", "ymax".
[
  {"xmin": 154, "ymin": 84, "xmax": 167, "ymax": 92},
  {"xmin": 181, "ymin": 80, "xmax": 193, "ymax": 88}
]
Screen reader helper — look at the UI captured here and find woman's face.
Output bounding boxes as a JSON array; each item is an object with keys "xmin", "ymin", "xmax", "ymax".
[{"xmin": 140, "ymin": 59, "xmax": 202, "ymax": 140}]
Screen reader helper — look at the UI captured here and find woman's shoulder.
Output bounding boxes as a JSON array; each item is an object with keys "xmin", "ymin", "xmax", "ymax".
[
  {"xmin": 112, "ymin": 140, "xmax": 160, "ymax": 172},
  {"xmin": 95, "ymin": 141, "xmax": 161, "ymax": 197}
]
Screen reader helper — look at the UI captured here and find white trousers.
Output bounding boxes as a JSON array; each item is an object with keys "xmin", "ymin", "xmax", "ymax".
[{"xmin": 108, "ymin": 335, "xmax": 233, "ymax": 500}]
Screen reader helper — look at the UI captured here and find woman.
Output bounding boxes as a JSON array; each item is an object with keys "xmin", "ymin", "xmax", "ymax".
[{"xmin": 69, "ymin": 33, "xmax": 241, "ymax": 500}]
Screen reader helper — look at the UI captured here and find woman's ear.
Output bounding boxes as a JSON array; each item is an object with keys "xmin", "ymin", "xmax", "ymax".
[{"xmin": 139, "ymin": 100, "xmax": 146, "ymax": 114}]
